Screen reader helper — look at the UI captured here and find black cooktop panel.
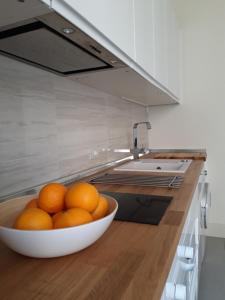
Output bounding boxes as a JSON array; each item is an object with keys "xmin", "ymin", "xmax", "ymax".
[{"xmin": 103, "ymin": 191, "xmax": 173, "ymax": 225}]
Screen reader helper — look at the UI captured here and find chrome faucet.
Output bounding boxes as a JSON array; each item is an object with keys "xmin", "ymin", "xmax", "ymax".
[{"xmin": 132, "ymin": 121, "xmax": 151, "ymax": 159}]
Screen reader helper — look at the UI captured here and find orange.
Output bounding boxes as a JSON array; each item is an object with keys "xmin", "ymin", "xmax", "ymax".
[
  {"xmin": 53, "ymin": 208, "xmax": 93, "ymax": 229},
  {"xmin": 38, "ymin": 183, "xmax": 67, "ymax": 214},
  {"xmin": 65, "ymin": 182, "xmax": 99, "ymax": 213},
  {"xmin": 52, "ymin": 212, "xmax": 61, "ymax": 223},
  {"xmin": 25, "ymin": 199, "xmax": 38, "ymax": 209},
  {"xmin": 92, "ymin": 195, "xmax": 109, "ymax": 221},
  {"xmin": 14, "ymin": 208, "xmax": 53, "ymax": 230}
]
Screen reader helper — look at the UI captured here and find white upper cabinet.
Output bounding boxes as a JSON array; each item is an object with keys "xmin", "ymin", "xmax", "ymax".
[
  {"xmin": 153, "ymin": 0, "xmax": 181, "ymax": 97},
  {"xmin": 153, "ymin": 0, "xmax": 169, "ymax": 89},
  {"xmin": 133, "ymin": 0, "xmax": 155, "ymax": 76},
  {"xmin": 49, "ymin": 0, "xmax": 181, "ymax": 104},
  {"xmin": 59, "ymin": 0, "xmax": 135, "ymax": 59},
  {"xmin": 167, "ymin": 4, "xmax": 180, "ymax": 97}
]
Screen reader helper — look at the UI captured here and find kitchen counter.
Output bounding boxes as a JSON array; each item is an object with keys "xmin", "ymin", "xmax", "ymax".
[
  {"xmin": 0, "ymin": 152, "xmax": 205, "ymax": 300},
  {"xmin": 145, "ymin": 149, "xmax": 207, "ymax": 161}
]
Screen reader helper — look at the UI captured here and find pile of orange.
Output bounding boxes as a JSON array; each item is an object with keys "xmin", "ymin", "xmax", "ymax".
[{"xmin": 14, "ymin": 182, "xmax": 109, "ymax": 230}]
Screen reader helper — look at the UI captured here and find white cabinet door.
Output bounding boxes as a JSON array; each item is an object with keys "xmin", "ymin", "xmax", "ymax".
[
  {"xmin": 134, "ymin": 0, "xmax": 155, "ymax": 76},
  {"xmin": 153, "ymin": 0, "xmax": 180, "ymax": 97},
  {"xmin": 60, "ymin": 0, "xmax": 135, "ymax": 59},
  {"xmin": 153, "ymin": 0, "xmax": 169, "ymax": 89},
  {"xmin": 167, "ymin": 3, "xmax": 180, "ymax": 97}
]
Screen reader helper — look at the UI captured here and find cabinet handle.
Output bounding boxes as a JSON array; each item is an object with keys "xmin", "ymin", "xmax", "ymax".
[
  {"xmin": 203, "ymin": 183, "xmax": 210, "ymax": 228},
  {"xmin": 166, "ymin": 283, "xmax": 186, "ymax": 300},
  {"xmin": 195, "ymin": 218, "xmax": 199, "ymax": 245},
  {"xmin": 177, "ymin": 246, "xmax": 194, "ymax": 260},
  {"xmin": 209, "ymin": 190, "xmax": 212, "ymax": 208},
  {"xmin": 205, "ymin": 183, "xmax": 210, "ymax": 207},
  {"xmin": 200, "ymin": 183, "xmax": 210, "ymax": 229},
  {"xmin": 180, "ymin": 261, "xmax": 195, "ymax": 271},
  {"xmin": 201, "ymin": 170, "xmax": 207, "ymax": 176},
  {"xmin": 203, "ymin": 206, "xmax": 207, "ymax": 229},
  {"xmin": 200, "ymin": 207, "xmax": 207, "ymax": 229}
]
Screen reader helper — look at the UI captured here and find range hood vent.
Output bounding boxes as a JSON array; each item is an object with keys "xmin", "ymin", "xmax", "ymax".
[{"xmin": 0, "ymin": 12, "xmax": 125, "ymax": 76}]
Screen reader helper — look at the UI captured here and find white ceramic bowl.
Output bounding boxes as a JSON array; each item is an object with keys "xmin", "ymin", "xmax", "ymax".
[{"xmin": 0, "ymin": 194, "xmax": 118, "ymax": 258}]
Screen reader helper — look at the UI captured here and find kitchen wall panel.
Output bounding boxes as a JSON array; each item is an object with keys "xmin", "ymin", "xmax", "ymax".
[
  {"xmin": 0, "ymin": 55, "xmax": 148, "ymax": 197},
  {"xmin": 148, "ymin": 0, "xmax": 225, "ymax": 236}
]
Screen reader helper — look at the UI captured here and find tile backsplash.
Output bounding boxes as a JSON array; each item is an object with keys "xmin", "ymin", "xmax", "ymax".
[{"xmin": 0, "ymin": 55, "xmax": 148, "ymax": 197}]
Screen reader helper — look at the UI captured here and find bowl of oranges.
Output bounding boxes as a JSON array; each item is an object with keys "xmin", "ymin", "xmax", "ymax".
[{"xmin": 0, "ymin": 182, "xmax": 118, "ymax": 258}]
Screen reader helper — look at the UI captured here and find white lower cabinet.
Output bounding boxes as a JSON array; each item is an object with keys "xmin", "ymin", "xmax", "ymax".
[{"xmin": 161, "ymin": 170, "xmax": 207, "ymax": 300}]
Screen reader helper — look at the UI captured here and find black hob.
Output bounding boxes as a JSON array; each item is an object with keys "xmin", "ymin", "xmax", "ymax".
[{"xmin": 103, "ymin": 191, "xmax": 173, "ymax": 225}]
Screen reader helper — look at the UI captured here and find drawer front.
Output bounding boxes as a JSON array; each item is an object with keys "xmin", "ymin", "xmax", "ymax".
[
  {"xmin": 161, "ymin": 170, "xmax": 206, "ymax": 300},
  {"xmin": 162, "ymin": 186, "xmax": 201, "ymax": 300},
  {"xmin": 162, "ymin": 220, "xmax": 199, "ymax": 300}
]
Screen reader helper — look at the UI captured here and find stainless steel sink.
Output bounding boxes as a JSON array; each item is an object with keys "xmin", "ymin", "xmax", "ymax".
[{"xmin": 113, "ymin": 159, "xmax": 192, "ymax": 174}]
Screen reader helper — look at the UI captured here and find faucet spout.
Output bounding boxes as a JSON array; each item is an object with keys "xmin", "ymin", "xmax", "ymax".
[{"xmin": 132, "ymin": 121, "xmax": 151, "ymax": 159}]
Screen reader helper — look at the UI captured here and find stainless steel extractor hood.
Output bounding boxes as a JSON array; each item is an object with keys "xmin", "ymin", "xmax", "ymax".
[
  {"xmin": 0, "ymin": 1, "xmax": 178, "ymax": 106},
  {"xmin": 0, "ymin": 12, "xmax": 126, "ymax": 76}
]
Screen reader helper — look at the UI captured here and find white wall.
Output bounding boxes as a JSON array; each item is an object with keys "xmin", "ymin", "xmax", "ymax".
[
  {"xmin": 0, "ymin": 55, "xmax": 148, "ymax": 199},
  {"xmin": 148, "ymin": 0, "xmax": 225, "ymax": 236}
]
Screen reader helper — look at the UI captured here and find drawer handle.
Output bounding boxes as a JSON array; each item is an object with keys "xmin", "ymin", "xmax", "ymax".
[
  {"xmin": 177, "ymin": 246, "xmax": 194, "ymax": 260},
  {"xmin": 201, "ymin": 183, "xmax": 210, "ymax": 229},
  {"xmin": 180, "ymin": 261, "xmax": 195, "ymax": 271},
  {"xmin": 166, "ymin": 283, "xmax": 187, "ymax": 300}
]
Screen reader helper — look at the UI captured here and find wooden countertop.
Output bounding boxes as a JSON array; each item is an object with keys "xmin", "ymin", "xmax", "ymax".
[
  {"xmin": 0, "ymin": 153, "xmax": 204, "ymax": 300},
  {"xmin": 144, "ymin": 150, "xmax": 207, "ymax": 161}
]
